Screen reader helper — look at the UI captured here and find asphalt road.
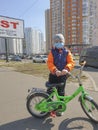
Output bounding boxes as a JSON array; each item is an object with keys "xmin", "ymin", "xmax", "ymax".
[
  {"xmin": 84, "ymin": 66, "xmax": 98, "ymax": 91},
  {"xmin": 0, "ymin": 67, "xmax": 98, "ymax": 130}
]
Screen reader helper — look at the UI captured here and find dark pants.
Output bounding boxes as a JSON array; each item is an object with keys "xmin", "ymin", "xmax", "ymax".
[{"xmin": 48, "ymin": 73, "xmax": 67, "ymax": 96}]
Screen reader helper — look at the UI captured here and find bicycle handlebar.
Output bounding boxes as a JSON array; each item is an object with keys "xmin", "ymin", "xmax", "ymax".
[
  {"xmin": 79, "ymin": 61, "xmax": 86, "ymax": 67},
  {"xmin": 66, "ymin": 61, "xmax": 86, "ymax": 82},
  {"xmin": 46, "ymin": 61, "xmax": 86, "ymax": 87}
]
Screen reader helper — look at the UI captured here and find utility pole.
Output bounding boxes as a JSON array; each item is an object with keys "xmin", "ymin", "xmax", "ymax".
[{"xmin": 5, "ymin": 38, "xmax": 8, "ymax": 62}]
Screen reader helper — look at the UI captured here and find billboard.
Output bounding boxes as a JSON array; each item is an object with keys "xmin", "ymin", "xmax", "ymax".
[{"xmin": 0, "ymin": 16, "xmax": 24, "ymax": 38}]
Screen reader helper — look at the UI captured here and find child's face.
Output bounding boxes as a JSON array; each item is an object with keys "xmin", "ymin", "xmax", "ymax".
[{"xmin": 53, "ymin": 42, "xmax": 64, "ymax": 49}]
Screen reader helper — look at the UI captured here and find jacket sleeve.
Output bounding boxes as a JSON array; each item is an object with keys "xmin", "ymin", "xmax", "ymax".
[
  {"xmin": 47, "ymin": 50, "xmax": 75, "ymax": 73},
  {"xmin": 65, "ymin": 51, "xmax": 75, "ymax": 71},
  {"xmin": 47, "ymin": 51, "xmax": 57, "ymax": 74}
]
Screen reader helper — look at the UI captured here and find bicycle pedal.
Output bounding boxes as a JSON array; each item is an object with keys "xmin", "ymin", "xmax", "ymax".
[{"xmin": 50, "ymin": 111, "xmax": 56, "ymax": 118}]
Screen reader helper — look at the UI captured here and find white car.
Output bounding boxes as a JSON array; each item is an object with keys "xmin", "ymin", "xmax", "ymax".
[{"xmin": 33, "ymin": 55, "xmax": 48, "ymax": 63}]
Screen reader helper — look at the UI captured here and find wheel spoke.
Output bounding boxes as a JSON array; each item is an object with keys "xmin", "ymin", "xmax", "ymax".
[
  {"xmin": 26, "ymin": 93, "xmax": 49, "ymax": 118},
  {"xmin": 81, "ymin": 98, "xmax": 98, "ymax": 123}
]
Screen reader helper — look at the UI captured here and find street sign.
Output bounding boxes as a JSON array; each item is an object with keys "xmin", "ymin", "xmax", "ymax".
[{"xmin": 0, "ymin": 15, "xmax": 24, "ymax": 38}]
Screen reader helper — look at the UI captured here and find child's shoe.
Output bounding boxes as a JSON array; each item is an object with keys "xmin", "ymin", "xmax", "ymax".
[
  {"xmin": 50, "ymin": 111, "xmax": 56, "ymax": 117},
  {"xmin": 56, "ymin": 112, "xmax": 64, "ymax": 116}
]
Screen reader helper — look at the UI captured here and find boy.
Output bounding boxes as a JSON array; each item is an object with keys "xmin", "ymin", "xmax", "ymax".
[{"xmin": 47, "ymin": 33, "xmax": 75, "ymax": 116}]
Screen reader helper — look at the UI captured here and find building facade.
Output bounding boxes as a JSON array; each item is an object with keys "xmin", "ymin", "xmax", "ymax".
[
  {"xmin": 49, "ymin": 0, "xmax": 96, "ymax": 54},
  {"xmin": 25, "ymin": 28, "xmax": 45, "ymax": 55},
  {"xmin": 0, "ymin": 38, "xmax": 23, "ymax": 55},
  {"xmin": 45, "ymin": 9, "xmax": 51, "ymax": 53}
]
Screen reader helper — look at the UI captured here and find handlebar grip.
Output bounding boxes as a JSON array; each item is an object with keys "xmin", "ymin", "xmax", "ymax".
[{"xmin": 79, "ymin": 60, "xmax": 86, "ymax": 66}]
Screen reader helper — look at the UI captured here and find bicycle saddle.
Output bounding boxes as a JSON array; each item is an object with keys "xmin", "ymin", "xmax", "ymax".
[{"xmin": 45, "ymin": 81, "xmax": 65, "ymax": 88}]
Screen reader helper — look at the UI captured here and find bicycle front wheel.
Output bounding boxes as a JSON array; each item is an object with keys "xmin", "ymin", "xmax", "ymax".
[
  {"xmin": 26, "ymin": 92, "xmax": 49, "ymax": 118},
  {"xmin": 80, "ymin": 96, "xmax": 98, "ymax": 123}
]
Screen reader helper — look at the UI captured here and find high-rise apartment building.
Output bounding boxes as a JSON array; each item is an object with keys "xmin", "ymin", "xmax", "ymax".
[
  {"xmin": 50, "ymin": 0, "xmax": 65, "ymax": 45},
  {"xmin": 45, "ymin": 9, "xmax": 51, "ymax": 53},
  {"xmin": 0, "ymin": 38, "xmax": 23, "ymax": 54},
  {"xmin": 25, "ymin": 28, "xmax": 45, "ymax": 55},
  {"xmin": 82, "ymin": 0, "xmax": 96, "ymax": 45},
  {"xmin": 92, "ymin": 0, "xmax": 98, "ymax": 46},
  {"xmin": 49, "ymin": 0, "xmax": 96, "ymax": 53}
]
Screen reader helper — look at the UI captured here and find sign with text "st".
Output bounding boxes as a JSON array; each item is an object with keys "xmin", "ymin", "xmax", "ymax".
[{"xmin": 0, "ymin": 16, "xmax": 24, "ymax": 38}]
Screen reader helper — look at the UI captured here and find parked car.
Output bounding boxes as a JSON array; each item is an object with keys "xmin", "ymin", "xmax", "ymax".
[
  {"xmin": 33, "ymin": 55, "xmax": 48, "ymax": 63},
  {"xmin": 0, "ymin": 55, "xmax": 6, "ymax": 60},
  {"xmin": 11, "ymin": 56, "xmax": 22, "ymax": 61},
  {"xmin": 79, "ymin": 46, "xmax": 98, "ymax": 68}
]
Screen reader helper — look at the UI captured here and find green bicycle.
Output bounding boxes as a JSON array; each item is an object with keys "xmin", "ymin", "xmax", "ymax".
[{"xmin": 26, "ymin": 61, "xmax": 98, "ymax": 123}]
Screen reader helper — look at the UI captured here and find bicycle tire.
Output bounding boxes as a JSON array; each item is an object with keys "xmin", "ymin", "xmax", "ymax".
[
  {"xmin": 26, "ymin": 92, "xmax": 50, "ymax": 118},
  {"xmin": 80, "ymin": 96, "xmax": 98, "ymax": 123}
]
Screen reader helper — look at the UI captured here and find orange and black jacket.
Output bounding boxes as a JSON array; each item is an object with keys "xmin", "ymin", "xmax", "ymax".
[{"xmin": 47, "ymin": 48, "xmax": 75, "ymax": 74}]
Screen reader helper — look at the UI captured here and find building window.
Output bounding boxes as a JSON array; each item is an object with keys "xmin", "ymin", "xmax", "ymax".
[{"xmin": 72, "ymin": 0, "xmax": 77, "ymax": 2}]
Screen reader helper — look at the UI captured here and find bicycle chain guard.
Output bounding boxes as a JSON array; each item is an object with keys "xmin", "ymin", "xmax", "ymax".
[{"xmin": 46, "ymin": 101, "xmax": 67, "ymax": 112}]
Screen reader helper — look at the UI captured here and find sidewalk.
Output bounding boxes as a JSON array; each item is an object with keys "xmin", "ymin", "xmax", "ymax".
[
  {"xmin": 0, "ymin": 67, "xmax": 98, "ymax": 130},
  {"xmin": 66, "ymin": 67, "xmax": 98, "ymax": 93},
  {"xmin": 83, "ymin": 71, "xmax": 98, "ymax": 91},
  {"xmin": 74, "ymin": 60, "xmax": 98, "ymax": 92}
]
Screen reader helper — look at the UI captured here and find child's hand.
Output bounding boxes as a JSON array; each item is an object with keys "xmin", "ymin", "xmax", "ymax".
[
  {"xmin": 55, "ymin": 70, "xmax": 62, "ymax": 77},
  {"xmin": 61, "ymin": 69, "xmax": 68, "ymax": 75}
]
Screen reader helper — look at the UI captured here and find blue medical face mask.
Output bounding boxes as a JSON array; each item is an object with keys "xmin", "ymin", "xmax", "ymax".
[{"xmin": 54, "ymin": 42, "xmax": 64, "ymax": 49}]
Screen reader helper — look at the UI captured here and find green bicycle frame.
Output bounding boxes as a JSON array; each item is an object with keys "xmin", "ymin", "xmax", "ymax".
[{"xmin": 35, "ymin": 84, "xmax": 89, "ymax": 113}]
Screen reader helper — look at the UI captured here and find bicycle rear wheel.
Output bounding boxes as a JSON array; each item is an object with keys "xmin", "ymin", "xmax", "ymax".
[
  {"xmin": 26, "ymin": 92, "xmax": 49, "ymax": 118},
  {"xmin": 80, "ymin": 96, "xmax": 98, "ymax": 123}
]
